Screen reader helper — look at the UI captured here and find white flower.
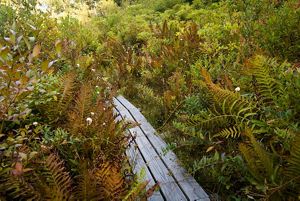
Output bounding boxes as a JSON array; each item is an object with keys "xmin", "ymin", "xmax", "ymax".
[
  {"xmin": 33, "ymin": 122, "xmax": 38, "ymax": 126},
  {"xmin": 86, "ymin": 117, "xmax": 93, "ymax": 125},
  {"xmin": 91, "ymin": 68, "xmax": 96, "ymax": 72},
  {"xmin": 76, "ymin": 63, "xmax": 80, "ymax": 67},
  {"xmin": 235, "ymin": 87, "xmax": 241, "ymax": 92},
  {"xmin": 90, "ymin": 112, "xmax": 95, "ymax": 116},
  {"xmin": 102, "ymin": 122, "xmax": 106, "ymax": 126},
  {"xmin": 95, "ymin": 85, "xmax": 99, "ymax": 88}
]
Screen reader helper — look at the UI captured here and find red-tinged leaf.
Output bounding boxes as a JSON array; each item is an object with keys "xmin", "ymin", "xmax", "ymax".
[
  {"xmin": 11, "ymin": 162, "xmax": 23, "ymax": 176},
  {"xmin": 32, "ymin": 44, "xmax": 41, "ymax": 57},
  {"xmin": 146, "ymin": 182, "xmax": 160, "ymax": 198}
]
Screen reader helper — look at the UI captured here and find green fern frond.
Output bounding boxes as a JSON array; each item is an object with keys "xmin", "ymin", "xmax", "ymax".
[
  {"xmin": 192, "ymin": 69, "xmax": 257, "ymax": 138},
  {"xmin": 239, "ymin": 143, "xmax": 264, "ymax": 182},
  {"xmin": 246, "ymin": 129, "xmax": 274, "ymax": 178},
  {"xmin": 286, "ymin": 134, "xmax": 300, "ymax": 179},
  {"xmin": 247, "ymin": 55, "xmax": 283, "ymax": 105},
  {"xmin": 239, "ymin": 129, "xmax": 275, "ymax": 183},
  {"xmin": 216, "ymin": 126, "xmax": 241, "ymax": 138},
  {"xmin": 135, "ymin": 83, "xmax": 163, "ymax": 107},
  {"xmin": 187, "ymin": 112, "xmax": 229, "ymax": 132}
]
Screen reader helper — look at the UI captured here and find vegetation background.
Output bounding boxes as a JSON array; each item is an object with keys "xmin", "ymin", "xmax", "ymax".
[{"xmin": 0, "ymin": 0, "xmax": 300, "ymax": 200}]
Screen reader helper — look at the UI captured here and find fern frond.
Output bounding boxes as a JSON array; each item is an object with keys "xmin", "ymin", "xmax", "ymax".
[
  {"xmin": 239, "ymin": 143, "xmax": 264, "ymax": 182},
  {"xmin": 57, "ymin": 72, "xmax": 76, "ymax": 114},
  {"xmin": 135, "ymin": 83, "xmax": 164, "ymax": 107},
  {"xmin": 95, "ymin": 162, "xmax": 125, "ymax": 200},
  {"xmin": 286, "ymin": 134, "xmax": 300, "ymax": 179},
  {"xmin": 74, "ymin": 163, "xmax": 103, "ymax": 201},
  {"xmin": 187, "ymin": 112, "xmax": 229, "ymax": 132},
  {"xmin": 68, "ymin": 84, "xmax": 93, "ymax": 135},
  {"xmin": 0, "ymin": 173, "xmax": 41, "ymax": 201},
  {"xmin": 216, "ymin": 126, "xmax": 241, "ymax": 138},
  {"xmin": 247, "ymin": 55, "xmax": 283, "ymax": 105},
  {"xmin": 239, "ymin": 129, "xmax": 275, "ymax": 183},
  {"xmin": 246, "ymin": 129, "xmax": 274, "ymax": 178},
  {"xmin": 44, "ymin": 154, "xmax": 73, "ymax": 201}
]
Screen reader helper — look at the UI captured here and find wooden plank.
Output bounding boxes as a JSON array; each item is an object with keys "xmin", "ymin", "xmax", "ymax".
[
  {"xmin": 116, "ymin": 96, "xmax": 209, "ymax": 200},
  {"xmin": 129, "ymin": 127, "xmax": 187, "ymax": 201},
  {"xmin": 113, "ymin": 104, "xmax": 165, "ymax": 201},
  {"xmin": 126, "ymin": 140, "xmax": 164, "ymax": 201},
  {"xmin": 114, "ymin": 98, "xmax": 188, "ymax": 201}
]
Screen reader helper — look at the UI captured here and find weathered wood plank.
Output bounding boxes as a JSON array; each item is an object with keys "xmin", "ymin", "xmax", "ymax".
[
  {"xmin": 115, "ymin": 96, "xmax": 209, "ymax": 200},
  {"xmin": 113, "ymin": 103, "xmax": 165, "ymax": 201},
  {"xmin": 126, "ymin": 140, "xmax": 164, "ymax": 201},
  {"xmin": 114, "ymin": 98, "xmax": 188, "ymax": 200}
]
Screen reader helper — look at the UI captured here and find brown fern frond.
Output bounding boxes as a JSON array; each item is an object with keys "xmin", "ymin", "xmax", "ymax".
[
  {"xmin": 95, "ymin": 162, "xmax": 126, "ymax": 200},
  {"xmin": 68, "ymin": 84, "xmax": 93, "ymax": 135},
  {"xmin": 74, "ymin": 163, "xmax": 103, "ymax": 201},
  {"xmin": 44, "ymin": 154, "xmax": 73, "ymax": 201},
  {"xmin": 58, "ymin": 72, "xmax": 76, "ymax": 111},
  {"xmin": 0, "ymin": 172, "xmax": 41, "ymax": 201}
]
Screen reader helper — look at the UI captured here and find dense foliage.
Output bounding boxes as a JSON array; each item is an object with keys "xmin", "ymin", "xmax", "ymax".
[
  {"xmin": 0, "ymin": 1, "xmax": 148, "ymax": 200},
  {"xmin": 1, "ymin": 0, "xmax": 300, "ymax": 200}
]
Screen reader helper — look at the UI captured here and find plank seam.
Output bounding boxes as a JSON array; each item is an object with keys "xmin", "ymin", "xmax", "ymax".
[
  {"xmin": 114, "ymin": 104, "xmax": 167, "ymax": 201},
  {"xmin": 115, "ymin": 96, "xmax": 192, "ymax": 201}
]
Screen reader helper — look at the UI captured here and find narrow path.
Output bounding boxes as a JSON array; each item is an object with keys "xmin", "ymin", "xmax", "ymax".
[{"xmin": 113, "ymin": 96, "xmax": 209, "ymax": 201}]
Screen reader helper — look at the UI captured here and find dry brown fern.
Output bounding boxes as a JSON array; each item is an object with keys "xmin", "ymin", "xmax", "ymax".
[{"xmin": 95, "ymin": 162, "xmax": 126, "ymax": 200}]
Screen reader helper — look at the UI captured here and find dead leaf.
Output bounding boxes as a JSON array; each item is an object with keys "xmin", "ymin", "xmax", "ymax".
[{"xmin": 32, "ymin": 44, "xmax": 41, "ymax": 58}]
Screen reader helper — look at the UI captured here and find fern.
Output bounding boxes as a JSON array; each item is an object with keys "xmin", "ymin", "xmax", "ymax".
[
  {"xmin": 286, "ymin": 133, "xmax": 300, "ymax": 179},
  {"xmin": 95, "ymin": 162, "xmax": 126, "ymax": 200},
  {"xmin": 246, "ymin": 55, "xmax": 283, "ymax": 105},
  {"xmin": 43, "ymin": 154, "xmax": 73, "ymax": 201},
  {"xmin": 68, "ymin": 84, "xmax": 93, "ymax": 135},
  {"xmin": 239, "ymin": 143, "xmax": 264, "ymax": 182},
  {"xmin": 216, "ymin": 126, "xmax": 241, "ymax": 138},
  {"xmin": 0, "ymin": 172, "xmax": 41, "ymax": 201},
  {"xmin": 187, "ymin": 69, "xmax": 256, "ymax": 138},
  {"xmin": 74, "ymin": 163, "xmax": 103, "ymax": 201},
  {"xmin": 239, "ymin": 129, "xmax": 276, "ymax": 183},
  {"xmin": 57, "ymin": 73, "xmax": 76, "ymax": 116}
]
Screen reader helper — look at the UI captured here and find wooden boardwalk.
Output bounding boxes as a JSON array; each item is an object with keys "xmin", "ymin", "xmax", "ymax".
[{"xmin": 113, "ymin": 96, "xmax": 209, "ymax": 201}]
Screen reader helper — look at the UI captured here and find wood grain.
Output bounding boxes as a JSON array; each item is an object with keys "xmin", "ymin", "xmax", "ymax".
[{"xmin": 113, "ymin": 96, "xmax": 210, "ymax": 201}]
